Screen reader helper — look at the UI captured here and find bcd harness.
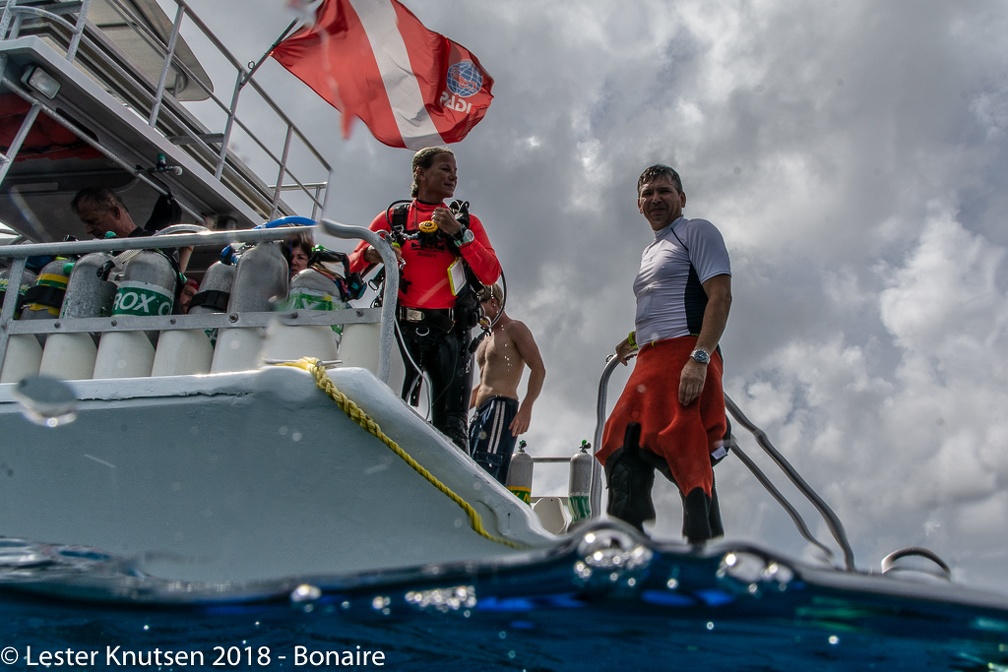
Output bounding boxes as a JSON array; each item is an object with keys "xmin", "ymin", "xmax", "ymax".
[
  {"xmin": 305, "ymin": 245, "xmax": 367, "ymax": 303},
  {"xmin": 385, "ymin": 200, "xmax": 484, "ymax": 330}
]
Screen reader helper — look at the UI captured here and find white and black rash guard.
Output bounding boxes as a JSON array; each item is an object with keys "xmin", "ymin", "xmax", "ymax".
[{"xmin": 633, "ymin": 215, "xmax": 731, "ymax": 344}]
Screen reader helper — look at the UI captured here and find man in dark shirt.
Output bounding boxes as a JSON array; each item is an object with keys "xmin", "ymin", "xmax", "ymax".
[{"xmin": 71, "ymin": 187, "xmax": 151, "ymax": 239}]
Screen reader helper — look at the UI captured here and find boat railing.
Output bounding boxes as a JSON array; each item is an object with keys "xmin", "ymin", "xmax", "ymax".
[
  {"xmin": 0, "ymin": 0, "xmax": 330, "ymax": 223},
  {"xmin": 0, "ymin": 219, "xmax": 401, "ymax": 383},
  {"xmin": 590, "ymin": 351, "xmax": 858, "ymax": 570}
]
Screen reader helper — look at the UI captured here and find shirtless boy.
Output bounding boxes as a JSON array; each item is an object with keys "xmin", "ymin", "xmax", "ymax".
[{"xmin": 468, "ymin": 285, "xmax": 546, "ymax": 483}]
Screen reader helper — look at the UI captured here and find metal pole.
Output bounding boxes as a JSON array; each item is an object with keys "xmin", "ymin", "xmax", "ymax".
[
  {"xmin": 590, "ymin": 354, "xmax": 623, "ymax": 519},
  {"xmin": 148, "ymin": 1, "xmax": 186, "ymax": 126},
  {"xmin": 0, "ymin": 102, "xmax": 41, "ymax": 185},
  {"xmin": 0, "ymin": 257, "xmax": 28, "ymax": 369},
  {"xmin": 272, "ymin": 125, "xmax": 294, "ymax": 221},
  {"xmin": 66, "ymin": 0, "xmax": 91, "ymax": 62}
]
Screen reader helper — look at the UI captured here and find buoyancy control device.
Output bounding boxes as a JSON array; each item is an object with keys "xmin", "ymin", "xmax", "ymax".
[{"xmin": 385, "ymin": 200, "xmax": 484, "ymax": 329}]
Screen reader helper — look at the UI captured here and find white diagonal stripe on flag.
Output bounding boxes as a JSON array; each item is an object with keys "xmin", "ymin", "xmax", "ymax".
[{"xmin": 349, "ymin": 0, "xmax": 444, "ymax": 149}]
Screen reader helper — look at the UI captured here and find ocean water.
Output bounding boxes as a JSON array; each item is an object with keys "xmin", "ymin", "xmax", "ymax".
[{"xmin": 2, "ymin": 526, "xmax": 1007, "ymax": 671}]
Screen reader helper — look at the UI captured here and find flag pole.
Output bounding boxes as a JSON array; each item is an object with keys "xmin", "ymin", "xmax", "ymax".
[{"xmin": 240, "ymin": 18, "xmax": 300, "ymax": 87}]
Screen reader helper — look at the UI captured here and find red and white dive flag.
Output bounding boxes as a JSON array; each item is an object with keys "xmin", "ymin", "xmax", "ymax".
[{"xmin": 271, "ymin": 0, "xmax": 494, "ymax": 149}]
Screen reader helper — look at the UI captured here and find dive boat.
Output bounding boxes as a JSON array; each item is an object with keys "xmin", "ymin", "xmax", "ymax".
[
  {"xmin": 2, "ymin": 5, "xmax": 1008, "ymax": 652},
  {"xmin": 0, "ymin": 0, "xmax": 561, "ymax": 587}
]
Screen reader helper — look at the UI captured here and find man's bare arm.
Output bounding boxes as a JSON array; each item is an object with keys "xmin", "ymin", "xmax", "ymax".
[
  {"xmin": 509, "ymin": 321, "xmax": 546, "ymax": 435},
  {"xmin": 470, "ymin": 337, "xmax": 488, "ymax": 409}
]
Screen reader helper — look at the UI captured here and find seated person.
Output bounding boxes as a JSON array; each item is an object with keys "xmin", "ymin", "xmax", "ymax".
[
  {"xmin": 282, "ymin": 231, "xmax": 314, "ymax": 279},
  {"xmin": 178, "ymin": 278, "xmax": 198, "ymax": 314}
]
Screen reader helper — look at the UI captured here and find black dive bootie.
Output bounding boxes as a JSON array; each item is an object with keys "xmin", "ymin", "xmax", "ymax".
[
  {"xmin": 681, "ymin": 487, "xmax": 715, "ymax": 543},
  {"xmin": 604, "ymin": 423, "xmax": 656, "ymax": 532}
]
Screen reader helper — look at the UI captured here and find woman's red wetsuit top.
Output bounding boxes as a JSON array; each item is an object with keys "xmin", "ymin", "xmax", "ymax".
[{"xmin": 349, "ymin": 200, "xmax": 501, "ymax": 310}]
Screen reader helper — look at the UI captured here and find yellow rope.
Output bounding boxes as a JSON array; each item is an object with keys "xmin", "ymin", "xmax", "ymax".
[{"xmin": 276, "ymin": 357, "xmax": 524, "ymax": 550}]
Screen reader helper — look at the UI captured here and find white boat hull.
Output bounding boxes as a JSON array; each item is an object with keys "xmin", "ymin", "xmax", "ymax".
[{"xmin": 0, "ymin": 366, "xmax": 556, "ymax": 585}]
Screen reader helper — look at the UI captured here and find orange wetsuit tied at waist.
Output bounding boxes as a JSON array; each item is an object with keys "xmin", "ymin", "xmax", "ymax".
[{"xmin": 597, "ymin": 336, "xmax": 726, "ymax": 498}]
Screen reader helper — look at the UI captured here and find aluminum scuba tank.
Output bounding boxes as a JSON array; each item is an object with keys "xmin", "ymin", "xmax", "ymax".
[
  {"xmin": 0, "ymin": 332, "xmax": 42, "ymax": 383},
  {"xmin": 211, "ymin": 242, "xmax": 288, "ymax": 373},
  {"xmin": 505, "ymin": 440, "xmax": 534, "ymax": 505},
  {"xmin": 568, "ymin": 440, "xmax": 594, "ymax": 525},
  {"xmin": 0, "ymin": 259, "xmax": 68, "ymax": 382},
  {"xmin": 58, "ymin": 252, "xmax": 117, "ymax": 319},
  {"xmin": 39, "ymin": 252, "xmax": 117, "ymax": 380},
  {"xmin": 0, "ymin": 265, "xmax": 37, "ymax": 319},
  {"xmin": 188, "ymin": 261, "xmax": 235, "ymax": 316},
  {"xmin": 260, "ymin": 268, "xmax": 346, "ymax": 364},
  {"xmin": 93, "ymin": 249, "xmax": 177, "ymax": 379},
  {"xmin": 0, "ymin": 265, "xmax": 40, "ymax": 383},
  {"xmin": 226, "ymin": 241, "xmax": 288, "ymax": 312},
  {"xmin": 20, "ymin": 258, "xmax": 71, "ymax": 320},
  {"xmin": 152, "ymin": 262, "xmax": 235, "ymax": 377}
]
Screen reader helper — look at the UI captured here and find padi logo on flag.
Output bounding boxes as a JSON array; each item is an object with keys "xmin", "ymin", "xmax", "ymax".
[
  {"xmin": 441, "ymin": 60, "xmax": 483, "ymax": 113},
  {"xmin": 112, "ymin": 280, "xmax": 173, "ymax": 317}
]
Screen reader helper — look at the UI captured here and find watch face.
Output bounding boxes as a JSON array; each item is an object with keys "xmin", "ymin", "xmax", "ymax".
[{"xmin": 692, "ymin": 349, "xmax": 710, "ymax": 364}]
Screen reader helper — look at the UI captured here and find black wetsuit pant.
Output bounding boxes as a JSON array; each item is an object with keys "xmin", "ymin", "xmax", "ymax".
[
  {"xmin": 605, "ymin": 422, "xmax": 725, "ymax": 543},
  {"xmin": 398, "ymin": 319, "xmax": 473, "ymax": 450}
]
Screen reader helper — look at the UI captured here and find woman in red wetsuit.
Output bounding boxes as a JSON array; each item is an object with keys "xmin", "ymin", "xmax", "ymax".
[{"xmin": 349, "ymin": 147, "xmax": 501, "ymax": 449}]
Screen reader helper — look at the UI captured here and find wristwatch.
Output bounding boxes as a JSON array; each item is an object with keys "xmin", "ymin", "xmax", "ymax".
[
  {"xmin": 690, "ymin": 348, "xmax": 711, "ymax": 365},
  {"xmin": 455, "ymin": 226, "xmax": 475, "ymax": 247}
]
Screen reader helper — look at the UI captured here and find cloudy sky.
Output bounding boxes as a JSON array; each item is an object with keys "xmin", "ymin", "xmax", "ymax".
[{"xmin": 172, "ymin": 0, "xmax": 1008, "ymax": 591}]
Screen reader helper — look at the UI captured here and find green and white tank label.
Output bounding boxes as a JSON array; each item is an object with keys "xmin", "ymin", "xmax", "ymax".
[
  {"xmin": 282, "ymin": 290, "xmax": 348, "ymax": 335},
  {"xmin": 568, "ymin": 494, "xmax": 591, "ymax": 521},
  {"xmin": 113, "ymin": 280, "xmax": 174, "ymax": 317}
]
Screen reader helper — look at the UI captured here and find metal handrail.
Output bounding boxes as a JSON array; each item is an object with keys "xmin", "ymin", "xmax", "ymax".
[
  {"xmin": 321, "ymin": 218, "xmax": 398, "ymax": 385},
  {"xmin": 0, "ymin": 0, "xmax": 331, "ymax": 220},
  {"xmin": 0, "ymin": 220, "xmax": 401, "ymax": 385},
  {"xmin": 590, "ymin": 354, "xmax": 623, "ymax": 518},
  {"xmin": 590, "ymin": 351, "xmax": 857, "ymax": 570},
  {"xmin": 724, "ymin": 394, "xmax": 856, "ymax": 570}
]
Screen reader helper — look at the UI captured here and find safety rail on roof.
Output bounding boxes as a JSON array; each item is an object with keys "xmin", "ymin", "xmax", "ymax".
[
  {"xmin": 0, "ymin": 0, "xmax": 330, "ymax": 221},
  {"xmin": 0, "ymin": 220, "xmax": 400, "ymax": 383},
  {"xmin": 590, "ymin": 352, "xmax": 858, "ymax": 571}
]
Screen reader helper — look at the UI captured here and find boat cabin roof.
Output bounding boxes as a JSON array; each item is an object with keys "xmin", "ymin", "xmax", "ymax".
[{"xmin": 1, "ymin": 0, "xmax": 329, "ymax": 251}]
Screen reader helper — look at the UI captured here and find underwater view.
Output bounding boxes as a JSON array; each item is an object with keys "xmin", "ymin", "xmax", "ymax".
[{"xmin": 3, "ymin": 527, "xmax": 1008, "ymax": 671}]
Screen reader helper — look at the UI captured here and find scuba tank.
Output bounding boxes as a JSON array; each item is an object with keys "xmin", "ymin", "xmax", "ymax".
[
  {"xmin": 109, "ymin": 249, "xmax": 177, "ymax": 318},
  {"xmin": 93, "ymin": 249, "xmax": 177, "ymax": 379},
  {"xmin": 20, "ymin": 258, "xmax": 72, "ymax": 320},
  {"xmin": 260, "ymin": 267, "xmax": 345, "ymax": 364},
  {"xmin": 0, "ymin": 258, "xmax": 69, "ymax": 382},
  {"xmin": 211, "ymin": 241, "xmax": 289, "ymax": 373},
  {"xmin": 0, "ymin": 264, "xmax": 40, "ymax": 383},
  {"xmin": 152, "ymin": 261, "xmax": 235, "ymax": 377},
  {"xmin": 225, "ymin": 241, "xmax": 289, "ymax": 312},
  {"xmin": 505, "ymin": 440, "xmax": 534, "ymax": 504},
  {"xmin": 57, "ymin": 252, "xmax": 117, "ymax": 319},
  {"xmin": 568, "ymin": 440, "xmax": 594, "ymax": 526},
  {"xmin": 188, "ymin": 261, "xmax": 235, "ymax": 315},
  {"xmin": 0, "ymin": 264, "xmax": 38, "ymax": 319},
  {"xmin": 39, "ymin": 252, "xmax": 117, "ymax": 380}
]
